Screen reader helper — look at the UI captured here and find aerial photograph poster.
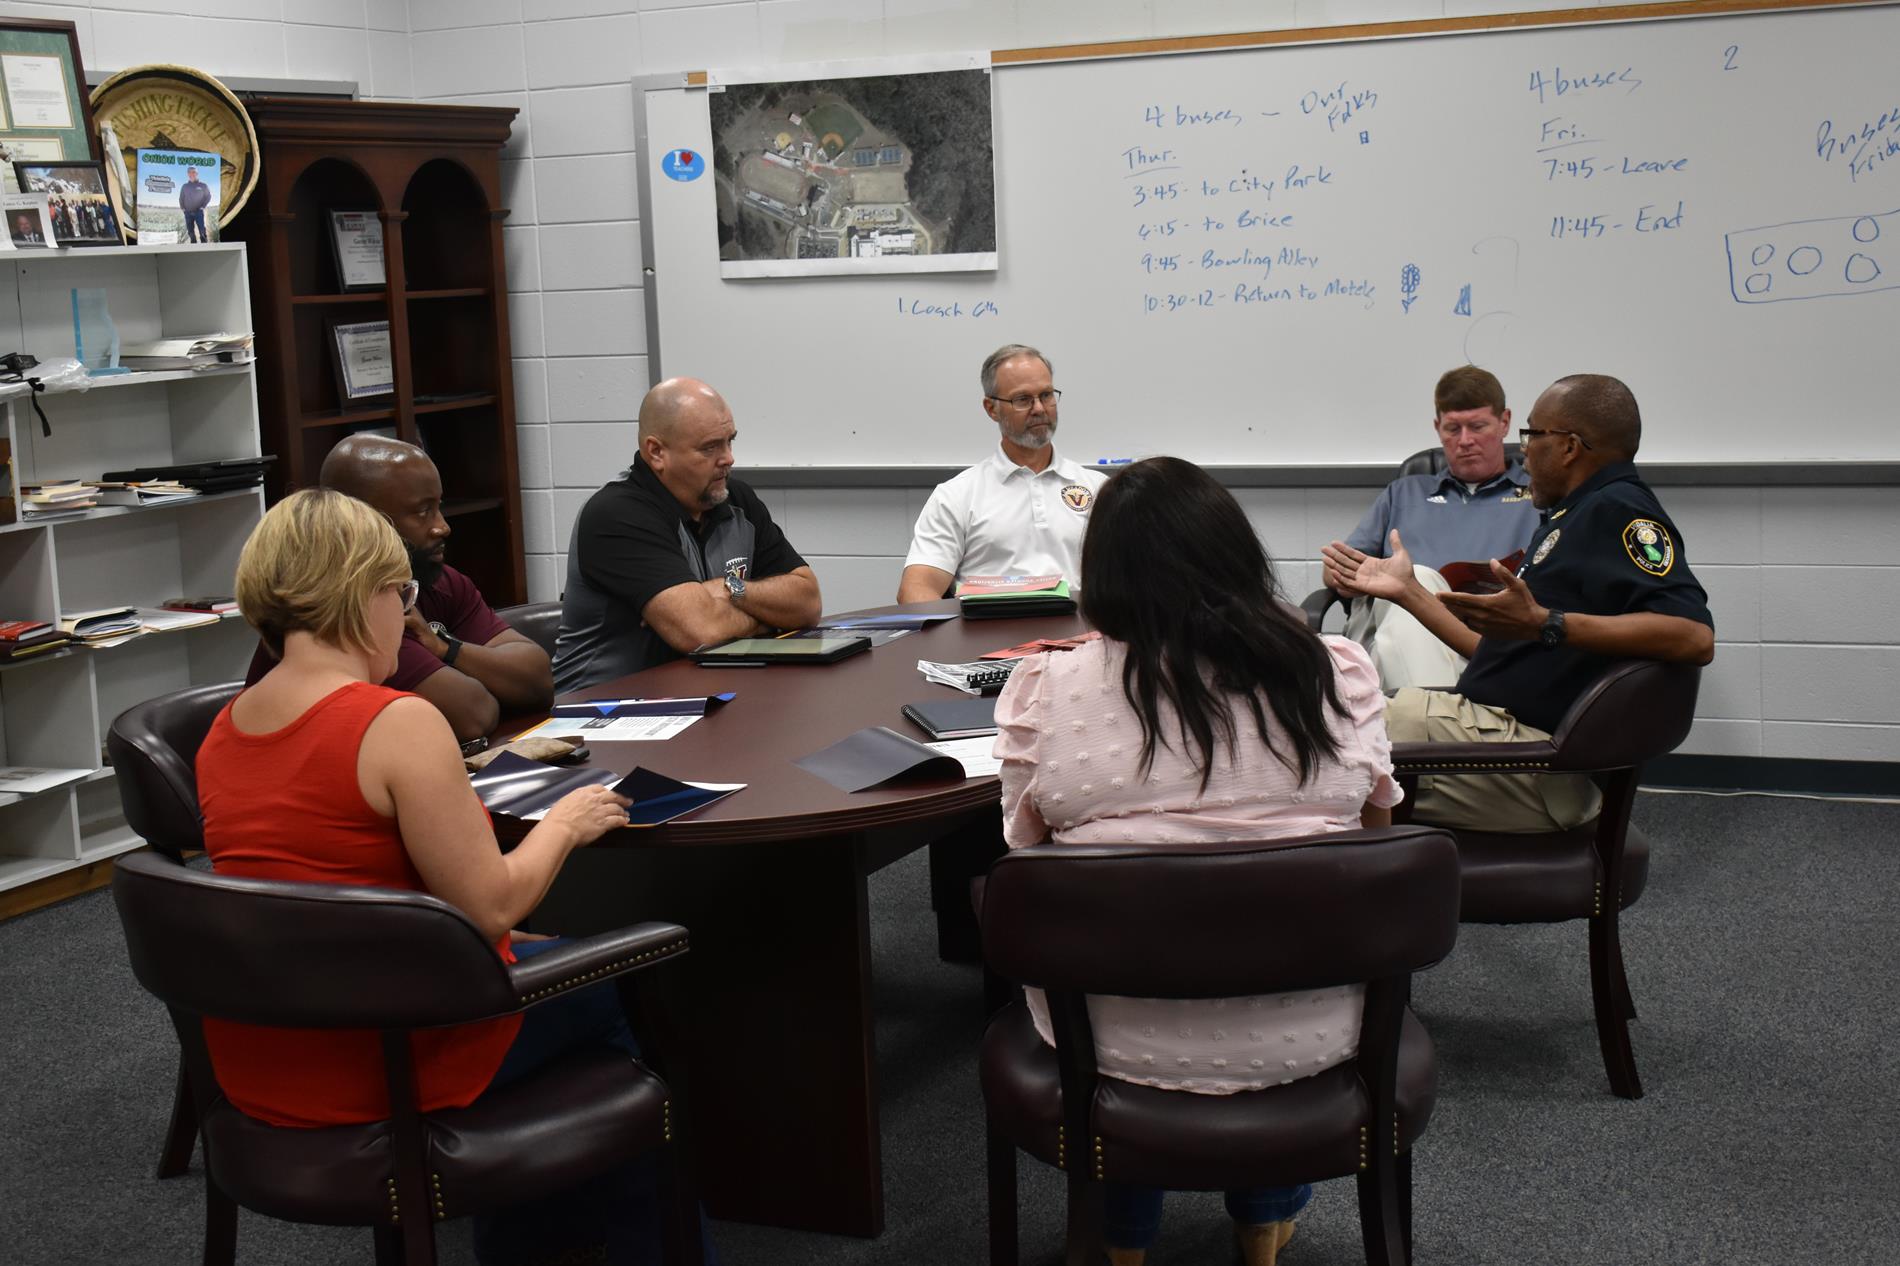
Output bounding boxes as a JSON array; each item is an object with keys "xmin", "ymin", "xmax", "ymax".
[{"xmin": 707, "ymin": 55, "xmax": 996, "ymax": 279}]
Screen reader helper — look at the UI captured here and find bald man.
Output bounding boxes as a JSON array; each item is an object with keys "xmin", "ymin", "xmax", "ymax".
[
  {"xmin": 552, "ymin": 378, "xmax": 822, "ymax": 691},
  {"xmin": 245, "ymin": 435, "xmax": 553, "ymax": 741}
]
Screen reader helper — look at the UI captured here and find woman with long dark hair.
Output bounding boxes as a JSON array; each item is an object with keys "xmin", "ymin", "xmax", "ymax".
[{"xmin": 994, "ymin": 456, "xmax": 1403, "ymax": 1266}]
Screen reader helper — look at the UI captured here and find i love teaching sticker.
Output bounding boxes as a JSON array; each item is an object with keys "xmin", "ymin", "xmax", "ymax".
[{"xmin": 661, "ymin": 148, "xmax": 705, "ymax": 181}]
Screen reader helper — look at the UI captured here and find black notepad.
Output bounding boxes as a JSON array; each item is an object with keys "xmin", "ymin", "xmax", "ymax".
[{"xmin": 900, "ymin": 695, "xmax": 1000, "ymax": 740}]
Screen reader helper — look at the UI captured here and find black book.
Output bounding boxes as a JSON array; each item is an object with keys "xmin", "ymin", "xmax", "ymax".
[{"xmin": 900, "ymin": 695, "xmax": 1000, "ymax": 740}]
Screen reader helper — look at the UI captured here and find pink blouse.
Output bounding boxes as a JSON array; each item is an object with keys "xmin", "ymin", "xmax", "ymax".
[{"xmin": 994, "ymin": 634, "xmax": 1403, "ymax": 1094}]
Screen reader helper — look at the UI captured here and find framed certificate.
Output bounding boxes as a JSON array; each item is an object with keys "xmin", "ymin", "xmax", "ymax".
[
  {"xmin": 330, "ymin": 319, "xmax": 395, "ymax": 404},
  {"xmin": 0, "ymin": 20, "xmax": 94, "ymax": 163},
  {"xmin": 327, "ymin": 209, "xmax": 386, "ymax": 292}
]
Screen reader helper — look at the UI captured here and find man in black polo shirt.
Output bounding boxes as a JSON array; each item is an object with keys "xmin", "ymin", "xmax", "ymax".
[
  {"xmin": 552, "ymin": 377, "xmax": 822, "ymax": 692},
  {"xmin": 1321, "ymin": 373, "xmax": 1714, "ymax": 832}
]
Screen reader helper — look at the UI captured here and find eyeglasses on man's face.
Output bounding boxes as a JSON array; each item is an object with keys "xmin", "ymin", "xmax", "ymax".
[
  {"xmin": 987, "ymin": 388, "xmax": 1062, "ymax": 412},
  {"xmin": 1519, "ymin": 426, "xmax": 1593, "ymax": 450},
  {"xmin": 395, "ymin": 579, "xmax": 421, "ymax": 613}
]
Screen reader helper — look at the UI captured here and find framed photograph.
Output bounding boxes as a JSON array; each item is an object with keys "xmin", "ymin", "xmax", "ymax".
[
  {"xmin": 0, "ymin": 19, "xmax": 95, "ymax": 164},
  {"xmin": 330, "ymin": 319, "xmax": 395, "ymax": 404},
  {"xmin": 14, "ymin": 160, "xmax": 118, "ymax": 246},
  {"xmin": 327, "ymin": 210, "xmax": 386, "ymax": 292},
  {"xmin": 3, "ymin": 190, "xmax": 52, "ymax": 247}
]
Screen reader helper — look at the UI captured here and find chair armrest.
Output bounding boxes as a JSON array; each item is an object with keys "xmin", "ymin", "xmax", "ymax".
[
  {"xmin": 1391, "ymin": 739, "xmax": 1558, "ymax": 776},
  {"xmin": 509, "ymin": 921, "xmax": 689, "ymax": 1007},
  {"xmin": 1300, "ymin": 585, "xmax": 1346, "ymax": 631}
]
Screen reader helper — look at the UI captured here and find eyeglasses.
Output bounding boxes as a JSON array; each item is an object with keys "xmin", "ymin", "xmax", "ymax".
[
  {"xmin": 396, "ymin": 579, "xmax": 420, "ymax": 613},
  {"xmin": 987, "ymin": 388, "xmax": 1062, "ymax": 412},
  {"xmin": 1519, "ymin": 427, "xmax": 1593, "ymax": 450}
]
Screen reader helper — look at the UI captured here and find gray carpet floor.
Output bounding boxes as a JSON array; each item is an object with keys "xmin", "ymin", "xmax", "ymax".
[{"xmin": 3, "ymin": 790, "xmax": 1896, "ymax": 1265}]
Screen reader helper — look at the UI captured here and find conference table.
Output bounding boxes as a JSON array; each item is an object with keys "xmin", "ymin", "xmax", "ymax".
[{"xmin": 502, "ymin": 600, "xmax": 1083, "ymax": 1238}]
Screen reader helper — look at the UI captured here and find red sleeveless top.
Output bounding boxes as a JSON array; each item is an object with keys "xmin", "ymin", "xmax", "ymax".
[{"xmin": 196, "ymin": 680, "xmax": 520, "ymax": 1127}]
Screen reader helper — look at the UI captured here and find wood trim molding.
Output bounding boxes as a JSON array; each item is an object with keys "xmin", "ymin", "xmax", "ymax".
[{"xmin": 989, "ymin": 0, "xmax": 1883, "ymax": 64}]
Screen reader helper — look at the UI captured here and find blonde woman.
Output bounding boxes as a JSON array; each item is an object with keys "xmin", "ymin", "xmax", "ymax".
[{"xmin": 197, "ymin": 488, "xmax": 680, "ymax": 1263}]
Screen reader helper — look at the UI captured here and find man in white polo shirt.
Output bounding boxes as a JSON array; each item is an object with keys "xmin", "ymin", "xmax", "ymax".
[{"xmin": 896, "ymin": 343, "xmax": 1109, "ymax": 603}]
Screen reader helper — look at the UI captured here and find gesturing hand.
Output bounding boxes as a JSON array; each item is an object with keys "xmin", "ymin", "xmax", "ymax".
[
  {"xmin": 1320, "ymin": 530, "xmax": 1418, "ymax": 602},
  {"xmin": 543, "ymin": 783, "xmax": 633, "ymax": 847},
  {"xmin": 1435, "ymin": 558, "xmax": 1548, "ymax": 640}
]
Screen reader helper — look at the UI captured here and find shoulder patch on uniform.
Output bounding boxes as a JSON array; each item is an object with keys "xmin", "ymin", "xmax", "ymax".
[
  {"xmin": 1059, "ymin": 482, "xmax": 1093, "ymax": 511},
  {"xmin": 1622, "ymin": 519, "xmax": 1675, "ymax": 576}
]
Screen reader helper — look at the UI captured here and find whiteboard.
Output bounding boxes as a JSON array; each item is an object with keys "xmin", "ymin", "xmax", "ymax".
[{"xmin": 639, "ymin": 4, "xmax": 1900, "ymax": 467}]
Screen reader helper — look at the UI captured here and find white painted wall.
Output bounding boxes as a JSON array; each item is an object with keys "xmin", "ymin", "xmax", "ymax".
[
  {"xmin": 0, "ymin": 0, "xmax": 414, "ymax": 97},
  {"xmin": 28, "ymin": 0, "xmax": 1895, "ymax": 764}
]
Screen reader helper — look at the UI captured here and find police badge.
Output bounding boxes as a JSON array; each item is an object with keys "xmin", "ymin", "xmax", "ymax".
[{"xmin": 1621, "ymin": 519, "xmax": 1675, "ymax": 576}]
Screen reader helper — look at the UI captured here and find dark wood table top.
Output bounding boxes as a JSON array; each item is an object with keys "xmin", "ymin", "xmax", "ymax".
[{"xmin": 509, "ymin": 600, "xmax": 1086, "ymax": 847}]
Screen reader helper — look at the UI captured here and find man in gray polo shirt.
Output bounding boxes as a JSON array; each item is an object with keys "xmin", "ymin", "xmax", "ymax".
[{"xmin": 1331, "ymin": 365, "xmax": 1539, "ymax": 686}]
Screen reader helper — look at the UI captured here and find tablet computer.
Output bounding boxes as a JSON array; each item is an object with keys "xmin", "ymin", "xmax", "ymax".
[{"xmin": 692, "ymin": 635, "xmax": 873, "ymax": 666}]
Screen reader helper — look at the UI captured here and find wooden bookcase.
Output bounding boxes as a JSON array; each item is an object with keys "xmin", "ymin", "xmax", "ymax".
[
  {"xmin": 228, "ymin": 97, "xmax": 526, "ymax": 607},
  {"xmin": 0, "ymin": 243, "xmax": 263, "ymax": 895}
]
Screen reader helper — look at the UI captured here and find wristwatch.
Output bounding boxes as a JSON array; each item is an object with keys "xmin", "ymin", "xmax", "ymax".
[
  {"xmin": 429, "ymin": 620, "xmax": 464, "ymax": 667},
  {"xmin": 1539, "ymin": 608, "xmax": 1567, "ymax": 648},
  {"xmin": 725, "ymin": 572, "xmax": 747, "ymax": 604}
]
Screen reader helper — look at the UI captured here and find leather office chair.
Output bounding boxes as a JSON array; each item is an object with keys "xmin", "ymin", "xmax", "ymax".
[
  {"xmin": 1390, "ymin": 658, "xmax": 1702, "ymax": 1100},
  {"xmin": 978, "ymin": 827, "xmax": 1461, "ymax": 1266},
  {"xmin": 106, "ymin": 680, "xmax": 244, "ymax": 1179},
  {"xmin": 112, "ymin": 850, "xmax": 701, "ymax": 1266},
  {"xmin": 496, "ymin": 601, "xmax": 561, "ymax": 658},
  {"xmin": 1301, "ymin": 443, "xmax": 1525, "ymax": 631}
]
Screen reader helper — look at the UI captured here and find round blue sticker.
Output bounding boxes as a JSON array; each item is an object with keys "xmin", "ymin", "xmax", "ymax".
[{"xmin": 661, "ymin": 148, "xmax": 705, "ymax": 182}]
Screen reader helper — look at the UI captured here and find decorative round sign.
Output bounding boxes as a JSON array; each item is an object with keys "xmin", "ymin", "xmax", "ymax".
[
  {"xmin": 661, "ymin": 148, "xmax": 706, "ymax": 182},
  {"xmin": 89, "ymin": 64, "xmax": 260, "ymax": 240}
]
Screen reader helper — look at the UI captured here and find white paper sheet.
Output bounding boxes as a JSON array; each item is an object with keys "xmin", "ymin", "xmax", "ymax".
[{"xmin": 925, "ymin": 735, "xmax": 1002, "ymax": 778}]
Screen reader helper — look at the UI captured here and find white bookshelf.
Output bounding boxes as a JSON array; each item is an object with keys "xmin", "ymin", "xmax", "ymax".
[{"xmin": 0, "ymin": 243, "xmax": 262, "ymax": 894}]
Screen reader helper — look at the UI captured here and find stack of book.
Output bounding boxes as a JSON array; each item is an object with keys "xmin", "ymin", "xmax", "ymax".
[
  {"xmin": 163, "ymin": 596, "xmax": 239, "ymax": 615},
  {"xmin": 91, "ymin": 480, "xmax": 200, "ymax": 507},
  {"xmin": 59, "ymin": 607, "xmax": 145, "ymax": 645},
  {"xmin": 21, "ymin": 483, "xmax": 98, "ymax": 519},
  {"xmin": 118, "ymin": 332, "xmax": 255, "ymax": 373},
  {"xmin": 0, "ymin": 619, "xmax": 73, "ymax": 662},
  {"xmin": 100, "ymin": 456, "xmax": 274, "ymax": 495},
  {"xmin": 955, "ymin": 573, "xmax": 1078, "ymax": 620}
]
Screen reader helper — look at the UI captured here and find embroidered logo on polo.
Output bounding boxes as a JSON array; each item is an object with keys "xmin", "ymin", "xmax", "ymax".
[
  {"xmin": 1426, "ymin": 494, "xmax": 1448, "ymax": 504},
  {"xmin": 1622, "ymin": 520, "xmax": 1674, "ymax": 575},
  {"xmin": 1059, "ymin": 483, "xmax": 1093, "ymax": 512},
  {"xmin": 1503, "ymin": 488, "xmax": 1533, "ymax": 502},
  {"xmin": 723, "ymin": 557, "xmax": 749, "ymax": 582},
  {"xmin": 1530, "ymin": 528, "xmax": 1562, "ymax": 567}
]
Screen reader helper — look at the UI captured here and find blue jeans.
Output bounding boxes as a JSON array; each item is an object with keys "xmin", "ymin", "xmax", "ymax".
[
  {"xmin": 471, "ymin": 938, "xmax": 717, "ymax": 1266},
  {"xmin": 1103, "ymin": 1182, "xmax": 1312, "ymax": 1251}
]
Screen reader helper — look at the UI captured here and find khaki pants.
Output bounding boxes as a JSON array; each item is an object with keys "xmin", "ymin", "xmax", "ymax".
[
  {"xmin": 1385, "ymin": 687, "xmax": 1601, "ymax": 833},
  {"xmin": 1342, "ymin": 566, "xmax": 1468, "ymax": 690}
]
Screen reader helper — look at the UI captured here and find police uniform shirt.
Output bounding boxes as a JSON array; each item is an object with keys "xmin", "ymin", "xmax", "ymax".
[
  {"xmin": 1455, "ymin": 460, "xmax": 1712, "ymax": 735},
  {"xmin": 1345, "ymin": 462, "xmax": 1540, "ymax": 568},
  {"xmin": 552, "ymin": 456, "xmax": 807, "ymax": 692},
  {"xmin": 904, "ymin": 445, "xmax": 1109, "ymax": 585}
]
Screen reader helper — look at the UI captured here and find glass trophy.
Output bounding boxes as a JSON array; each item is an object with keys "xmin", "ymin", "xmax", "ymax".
[{"xmin": 72, "ymin": 287, "xmax": 129, "ymax": 375}]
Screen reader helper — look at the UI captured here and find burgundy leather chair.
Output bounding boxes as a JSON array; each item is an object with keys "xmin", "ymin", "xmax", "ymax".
[
  {"xmin": 112, "ymin": 850, "xmax": 701, "ymax": 1266},
  {"xmin": 106, "ymin": 680, "xmax": 244, "ymax": 1179},
  {"xmin": 978, "ymin": 826, "xmax": 1461, "ymax": 1266},
  {"xmin": 1389, "ymin": 658, "xmax": 1702, "ymax": 1100},
  {"xmin": 495, "ymin": 601, "xmax": 561, "ymax": 659},
  {"xmin": 1301, "ymin": 443, "xmax": 1526, "ymax": 630}
]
